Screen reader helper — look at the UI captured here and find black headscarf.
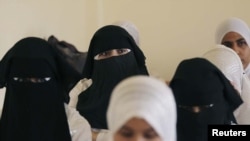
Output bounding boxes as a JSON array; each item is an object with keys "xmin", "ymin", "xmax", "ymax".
[
  {"xmin": 0, "ymin": 37, "xmax": 81, "ymax": 141},
  {"xmin": 169, "ymin": 58, "xmax": 243, "ymax": 141},
  {"xmin": 76, "ymin": 25, "xmax": 149, "ymax": 129}
]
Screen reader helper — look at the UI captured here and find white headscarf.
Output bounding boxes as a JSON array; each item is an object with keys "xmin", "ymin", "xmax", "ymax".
[
  {"xmin": 107, "ymin": 75, "xmax": 177, "ymax": 141},
  {"xmin": 113, "ymin": 20, "xmax": 140, "ymax": 46},
  {"xmin": 202, "ymin": 45, "xmax": 243, "ymax": 94},
  {"xmin": 237, "ymin": 75, "xmax": 250, "ymax": 124},
  {"xmin": 202, "ymin": 44, "xmax": 250, "ymax": 124},
  {"xmin": 215, "ymin": 17, "xmax": 250, "ymax": 46}
]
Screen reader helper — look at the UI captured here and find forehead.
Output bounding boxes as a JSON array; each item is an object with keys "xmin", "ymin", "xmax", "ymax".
[
  {"xmin": 122, "ymin": 117, "xmax": 152, "ymax": 130},
  {"xmin": 222, "ymin": 31, "xmax": 245, "ymax": 42}
]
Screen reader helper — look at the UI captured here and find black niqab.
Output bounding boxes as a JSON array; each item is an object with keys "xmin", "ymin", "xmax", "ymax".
[
  {"xmin": 77, "ymin": 25, "xmax": 149, "ymax": 129},
  {"xmin": 169, "ymin": 58, "xmax": 243, "ymax": 141},
  {"xmin": 0, "ymin": 37, "xmax": 81, "ymax": 141}
]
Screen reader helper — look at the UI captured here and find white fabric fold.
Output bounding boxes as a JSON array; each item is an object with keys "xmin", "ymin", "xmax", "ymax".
[
  {"xmin": 202, "ymin": 45, "xmax": 243, "ymax": 94},
  {"xmin": 202, "ymin": 44, "xmax": 250, "ymax": 124}
]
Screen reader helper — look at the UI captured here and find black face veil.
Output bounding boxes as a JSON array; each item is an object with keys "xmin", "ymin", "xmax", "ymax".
[
  {"xmin": 77, "ymin": 25, "xmax": 149, "ymax": 129},
  {"xmin": 0, "ymin": 37, "xmax": 81, "ymax": 141},
  {"xmin": 170, "ymin": 58, "xmax": 243, "ymax": 141}
]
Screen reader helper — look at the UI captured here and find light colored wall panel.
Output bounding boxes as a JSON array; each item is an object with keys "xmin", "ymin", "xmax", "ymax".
[{"xmin": 1, "ymin": 0, "xmax": 250, "ymax": 108}]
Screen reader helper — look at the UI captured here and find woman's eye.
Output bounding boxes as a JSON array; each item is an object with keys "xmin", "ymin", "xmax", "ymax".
[
  {"xmin": 117, "ymin": 49, "xmax": 126, "ymax": 54},
  {"xmin": 96, "ymin": 51, "xmax": 112, "ymax": 58},
  {"xmin": 119, "ymin": 131, "xmax": 133, "ymax": 138},
  {"xmin": 222, "ymin": 42, "xmax": 232, "ymax": 48},
  {"xmin": 237, "ymin": 40, "xmax": 247, "ymax": 47},
  {"xmin": 117, "ymin": 49, "xmax": 130, "ymax": 54},
  {"xmin": 144, "ymin": 132, "xmax": 159, "ymax": 139},
  {"xmin": 99, "ymin": 52, "xmax": 109, "ymax": 56},
  {"xmin": 94, "ymin": 49, "xmax": 131, "ymax": 60}
]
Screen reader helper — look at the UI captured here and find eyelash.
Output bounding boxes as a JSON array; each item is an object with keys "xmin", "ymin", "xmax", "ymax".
[
  {"xmin": 99, "ymin": 49, "xmax": 129, "ymax": 56},
  {"xmin": 222, "ymin": 40, "xmax": 247, "ymax": 48},
  {"xmin": 94, "ymin": 48, "xmax": 131, "ymax": 60},
  {"xmin": 120, "ymin": 132, "xmax": 133, "ymax": 137},
  {"xmin": 144, "ymin": 133, "xmax": 158, "ymax": 139}
]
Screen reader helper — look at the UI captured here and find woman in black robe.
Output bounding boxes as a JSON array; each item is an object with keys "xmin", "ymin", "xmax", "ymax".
[
  {"xmin": 169, "ymin": 58, "xmax": 243, "ymax": 141},
  {"xmin": 0, "ymin": 37, "xmax": 82, "ymax": 141},
  {"xmin": 75, "ymin": 25, "xmax": 149, "ymax": 130}
]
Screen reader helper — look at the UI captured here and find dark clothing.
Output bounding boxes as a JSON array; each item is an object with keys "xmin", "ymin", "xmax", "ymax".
[
  {"xmin": 77, "ymin": 25, "xmax": 149, "ymax": 129},
  {"xmin": 169, "ymin": 58, "xmax": 243, "ymax": 141},
  {"xmin": 0, "ymin": 37, "xmax": 81, "ymax": 141},
  {"xmin": 47, "ymin": 35, "xmax": 87, "ymax": 75}
]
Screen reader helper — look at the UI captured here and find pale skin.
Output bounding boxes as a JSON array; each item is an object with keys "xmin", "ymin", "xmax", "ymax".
[
  {"xmin": 221, "ymin": 32, "xmax": 250, "ymax": 69},
  {"xmin": 114, "ymin": 117, "xmax": 162, "ymax": 141},
  {"xmin": 94, "ymin": 48, "xmax": 131, "ymax": 60}
]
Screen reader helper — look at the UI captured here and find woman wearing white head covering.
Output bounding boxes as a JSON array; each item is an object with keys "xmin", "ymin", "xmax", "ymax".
[
  {"xmin": 215, "ymin": 17, "xmax": 250, "ymax": 79},
  {"xmin": 202, "ymin": 44, "xmax": 250, "ymax": 124},
  {"xmin": 107, "ymin": 75, "xmax": 177, "ymax": 141}
]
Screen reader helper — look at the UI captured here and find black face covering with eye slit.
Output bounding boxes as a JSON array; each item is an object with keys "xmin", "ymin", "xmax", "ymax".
[
  {"xmin": 170, "ymin": 58, "xmax": 243, "ymax": 141},
  {"xmin": 0, "ymin": 37, "xmax": 81, "ymax": 141},
  {"xmin": 77, "ymin": 25, "xmax": 149, "ymax": 129},
  {"xmin": 77, "ymin": 52, "xmax": 142, "ymax": 129}
]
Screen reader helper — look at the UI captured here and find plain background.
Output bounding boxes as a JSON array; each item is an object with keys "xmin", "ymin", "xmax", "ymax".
[{"xmin": 1, "ymin": 0, "xmax": 250, "ymax": 107}]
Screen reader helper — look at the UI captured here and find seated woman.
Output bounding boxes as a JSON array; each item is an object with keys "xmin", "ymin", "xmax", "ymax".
[
  {"xmin": 169, "ymin": 58, "xmax": 243, "ymax": 141},
  {"xmin": 69, "ymin": 25, "xmax": 149, "ymax": 131},
  {"xmin": 215, "ymin": 17, "xmax": 250, "ymax": 80},
  {"xmin": 106, "ymin": 75, "xmax": 177, "ymax": 141},
  {"xmin": 0, "ymin": 37, "xmax": 92, "ymax": 141}
]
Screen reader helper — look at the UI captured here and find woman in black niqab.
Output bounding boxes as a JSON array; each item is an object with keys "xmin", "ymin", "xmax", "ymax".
[
  {"xmin": 0, "ymin": 37, "xmax": 81, "ymax": 141},
  {"xmin": 169, "ymin": 58, "xmax": 243, "ymax": 141},
  {"xmin": 76, "ymin": 25, "xmax": 149, "ymax": 129}
]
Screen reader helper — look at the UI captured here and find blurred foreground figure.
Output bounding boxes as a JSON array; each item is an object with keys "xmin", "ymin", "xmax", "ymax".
[{"xmin": 107, "ymin": 75, "xmax": 177, "ymax": 141}]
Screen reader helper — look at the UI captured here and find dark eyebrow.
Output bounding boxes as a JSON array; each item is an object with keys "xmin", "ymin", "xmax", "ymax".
[
  {"xmin": 236, "ymin": 38, "xmax": 246, "ymax": 42},
  {"xmin": 145, "ymin": 127, "xmax": 156, "ymax": 133},
  {"xmin": 222, "ymin": 41, "xmax": 231, "ymax": 44},
  {"xmin": 120, "ymin": 125, "xmax": 154, "ymax": 132},
  {"xmin": 120, "ymin": 125, "xmax": 132, "ymax": 131}
]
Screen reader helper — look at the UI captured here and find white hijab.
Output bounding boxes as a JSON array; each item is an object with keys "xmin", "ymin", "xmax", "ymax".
[
  {"xmin": 215, "ymin": 17, "xmax": 250, "ymax": 46},
  {"xmin": 214, "ymin": 17, "xmax": 250, "ymax": 78},
  {"xmin": 202, "ymin": 45, "xmax": 250, "ymax": 124},
  {"xmin": 202, "ymin": 45, "xmax": 243, "ymax": 95},
  {"xmin": 107, "ymin": 75, "xmax": 177, "ymax": 141}
]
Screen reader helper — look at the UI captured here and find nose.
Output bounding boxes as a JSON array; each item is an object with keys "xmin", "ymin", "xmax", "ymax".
[{"xmin": 132, "ymin": 135, "xmax": 145, "ymax": 141}]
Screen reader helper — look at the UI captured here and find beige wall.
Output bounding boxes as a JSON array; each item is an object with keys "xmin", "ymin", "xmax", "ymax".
[{"xmin": 1, "ymin": 0, "xmax": 250, "ymax": 104}]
